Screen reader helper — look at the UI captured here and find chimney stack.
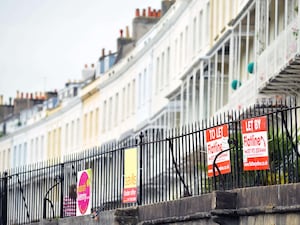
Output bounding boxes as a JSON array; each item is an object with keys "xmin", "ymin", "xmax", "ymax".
[
  {"xmin": 135, "ymin": 8, "xmax": 140, "ymax": 17},
  {"xmin": 161, "ymin": 0, "xmax": 176, "ymax": 16},
  {"xmin": 148, "ymin": 7, "xmax": 152, "ymax": 17},
  {"xmin": 102, "ymin": 48, "xmax": 105, "ymax": 58},
  {"xmin": 132, "ymin": 6, "xmax": 161, "ymax": 42}
]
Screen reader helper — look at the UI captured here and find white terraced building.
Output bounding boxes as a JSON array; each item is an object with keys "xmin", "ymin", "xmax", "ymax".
[{"xmin": 0, "ymin": 0, "xmax": 299, "ymax": 171}]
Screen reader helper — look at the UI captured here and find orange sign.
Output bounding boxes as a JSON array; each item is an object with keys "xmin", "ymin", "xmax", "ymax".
[
  {"xmin": 241, "ymin": 116, "xmax": 269, "ymax": 171},
  {"xmin": 206, "ymin": 124, "xmax": 231, "ymax": 177}
]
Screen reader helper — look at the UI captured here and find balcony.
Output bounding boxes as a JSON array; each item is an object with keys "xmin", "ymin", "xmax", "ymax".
[{"xmin": 257, "ymin": 16, "xmax": 300, "ymax": 95}]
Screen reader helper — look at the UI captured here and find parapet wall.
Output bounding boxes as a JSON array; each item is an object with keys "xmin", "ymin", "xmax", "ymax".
[{"xmin": 31, "ymin": 183, "xmax": 300, "ymax": 225}]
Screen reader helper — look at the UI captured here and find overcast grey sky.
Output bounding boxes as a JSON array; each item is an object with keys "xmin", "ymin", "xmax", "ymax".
[{"xmin": 0, "ymin": 0, "xmax": 161, "ymax": 103}]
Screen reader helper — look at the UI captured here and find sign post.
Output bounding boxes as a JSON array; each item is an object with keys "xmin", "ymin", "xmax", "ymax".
[
  {"xmin": 206, "ymin": 124, "xmax": 231, "ymax": 177},
  {"xmin": 241, "ymin": 116, "xmax": 269, "ymax": 171}
]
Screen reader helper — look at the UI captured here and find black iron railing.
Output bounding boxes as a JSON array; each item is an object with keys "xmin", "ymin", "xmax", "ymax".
[{"xmin": 1, "ymin": 102, "xmax": 300, "ymax": 224}]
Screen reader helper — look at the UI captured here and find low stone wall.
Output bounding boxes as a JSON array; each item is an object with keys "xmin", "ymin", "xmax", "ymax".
[{"xmin": 29, "ymin": 183, "xmax": 300, "ymax": 225}]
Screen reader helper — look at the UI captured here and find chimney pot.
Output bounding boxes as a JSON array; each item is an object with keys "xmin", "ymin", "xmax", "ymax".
[
  {"xmin": 126, "ymin": 26, "xmax": 130, "ymax": 39},
  {"xmin": 148, "ymin": 7, "xmax": 152, "ymax": 17},
  {"xmin": 9, "ymin": 97, "xmax": 12, "ymax": 105},
  {"xmin": 0, "ymin": 95, "xmax": 3, "ymax": 105},
  {"xmin": 153, "ymin": 9, "xmax": 157, "ymax": 17},
  {"xmin": 30, "ymin": 93, "xmax": 33, "ymax": 99},
  {"xmin": 16, "ymin": 90, "xmax": 20, "ymax": 99},
  {"xmin": 158, "ymin": 9, "xmax": 161, "ymax": 17},
  {"xmin": 84, "ymin": 64, "xmax": 88, "ymax": 69},
  {"xmin": 21, "ymin": 92, "xmax": 24, "ymax": 99},
  {"xmin": 91, "ymin": 63, "xmax": 94, "ymax": 68},
  {"xmin": 142, "ymin": 9, "xmax": 146, "ymax": 17},
  {"xmin": 102, "ymin": 48, "xmax": 105, "ymax": 57},
  {"xmin": 120, "ymin": 29, "xmax": 123, "ymax": 38},
  {"xmin": 135, "ymin": 8, "xmax": 140, "ymax": 17}
]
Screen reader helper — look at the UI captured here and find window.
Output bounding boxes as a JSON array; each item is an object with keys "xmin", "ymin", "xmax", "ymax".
[
  {"xmin": 156, "ymin": 57, "xmax": 160, "ymax": 93},
  {"xmin": 31, "ymin": 138, "xmax": 34, "ymax": 162},
  {"xmin": 114, "ymin": 93, "xmax": 119, "ymax": 126},
  {"xmin": 0, "ymin": 151, "xmax": 2, "ymax": 171},
  {"xmin": 95, "ymin": 108, "xmax": 99, "ymax": 137},
  {"xmin": 58, "ymin": 127, "xmax": 61, "ymax": 156},
  {"xmin": 180, "ymin": 32, "xmax": 183, "ymax": 69},
  {"xmin": 89, "ymin": 111, "xmax": 93, "ymax": 139},
  {"xmin": 185, "ymin": 26, "xmax": 189, "ymax": 63},
  {"xmin": 40, "ymin": 136, "xmax": 44, "ymax": 161},
  {"xmin": 122, "ymin": 88, "xmax": 126, "ymax": 121},
  {"xmin": 3, "ymin": 150, "xmax": 6, "ymax": 170},
  {"xmin": 74, "ymin": 87, "xmax": 78, "ymax": 96},
  {"xmin": 166, "ymin": 47, "xmax": 170, "ymax": 84},
  {"xmin": 138, "ymin": 73, "xmax": 142, "ymax": 108},
  {"xmin": 102, "ymin": 101, "xmax": 107, "ymax": 132},
  {"xmin": 127, "ymin": 83, "xmax": 131, "ymax": 118},
  {"xmin": 84, "ymin": 114, "xmax": 88, "ymax": 142},
  {"xmin": 47, "ymin": 131, "xmax": 51, "ymax": 158},
  {"xmin": 13, "ymin": 146, "xmax": 17, "ymax": 168},
  {"xmin": 199, "ymin": 10, "xmax": 203, "ymax": 50},
  {"xmin": 132, "ymin": 79, "xmax": 136, "ymax": 114},
  {"xmin": 76, "ymin": 118, "xmax": 80, "ymax": 146},
  {"xmin": 7, "ymin": 148, "xmax": 10, "ymax": 169},
  {"xmin": 65, "ymin": 123, "xmax": 69, "ymax": 149},
  {"xmin": 193, "ymin": 17, "xmax": 197, "ymax": 55},
  {"xmin": 174, "ymin": 39, "xmax": 178, "ymax": 75},
  {"xmin": 161, "ymin": 52, "xmax": 165, "ymax": 89},
  {"xmin": 108, "ymin": 97, "xmax": 113, "ymax": 130},
  {"xmin": 71, "ymin": 120, "xmax": 75, "ymax": 148},
  {"xmin": 143, "ymin": 69, "xmax": 147, "ymax": 105},
  {"xmin": 206, "ymin": 2, "xmax": 210, "ymax": 45},
  {"xmin": 35, "ymin": 137, "xmax": 39, "ymax": 162}
]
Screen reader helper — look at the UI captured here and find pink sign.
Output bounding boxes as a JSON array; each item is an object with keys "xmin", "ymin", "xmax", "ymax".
[{"xmin": 77, "ymin": 169, "xmax": 92, "ymax": 216}]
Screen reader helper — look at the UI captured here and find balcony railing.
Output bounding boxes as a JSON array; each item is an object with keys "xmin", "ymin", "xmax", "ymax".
[{"xmin": 256, "ymin": 15, "xmax": 300, "ymax": 94}]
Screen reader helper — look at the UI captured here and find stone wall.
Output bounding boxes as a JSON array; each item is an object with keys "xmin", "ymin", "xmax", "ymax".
[{"xmin": 28, "ymin": 183, "xmax": 300, "ymax": 225}]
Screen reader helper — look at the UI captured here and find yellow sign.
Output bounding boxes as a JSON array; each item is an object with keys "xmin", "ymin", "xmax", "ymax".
[{"xmin": 123, "ymin": 147, "xmax": 137, "ymax": 203}]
